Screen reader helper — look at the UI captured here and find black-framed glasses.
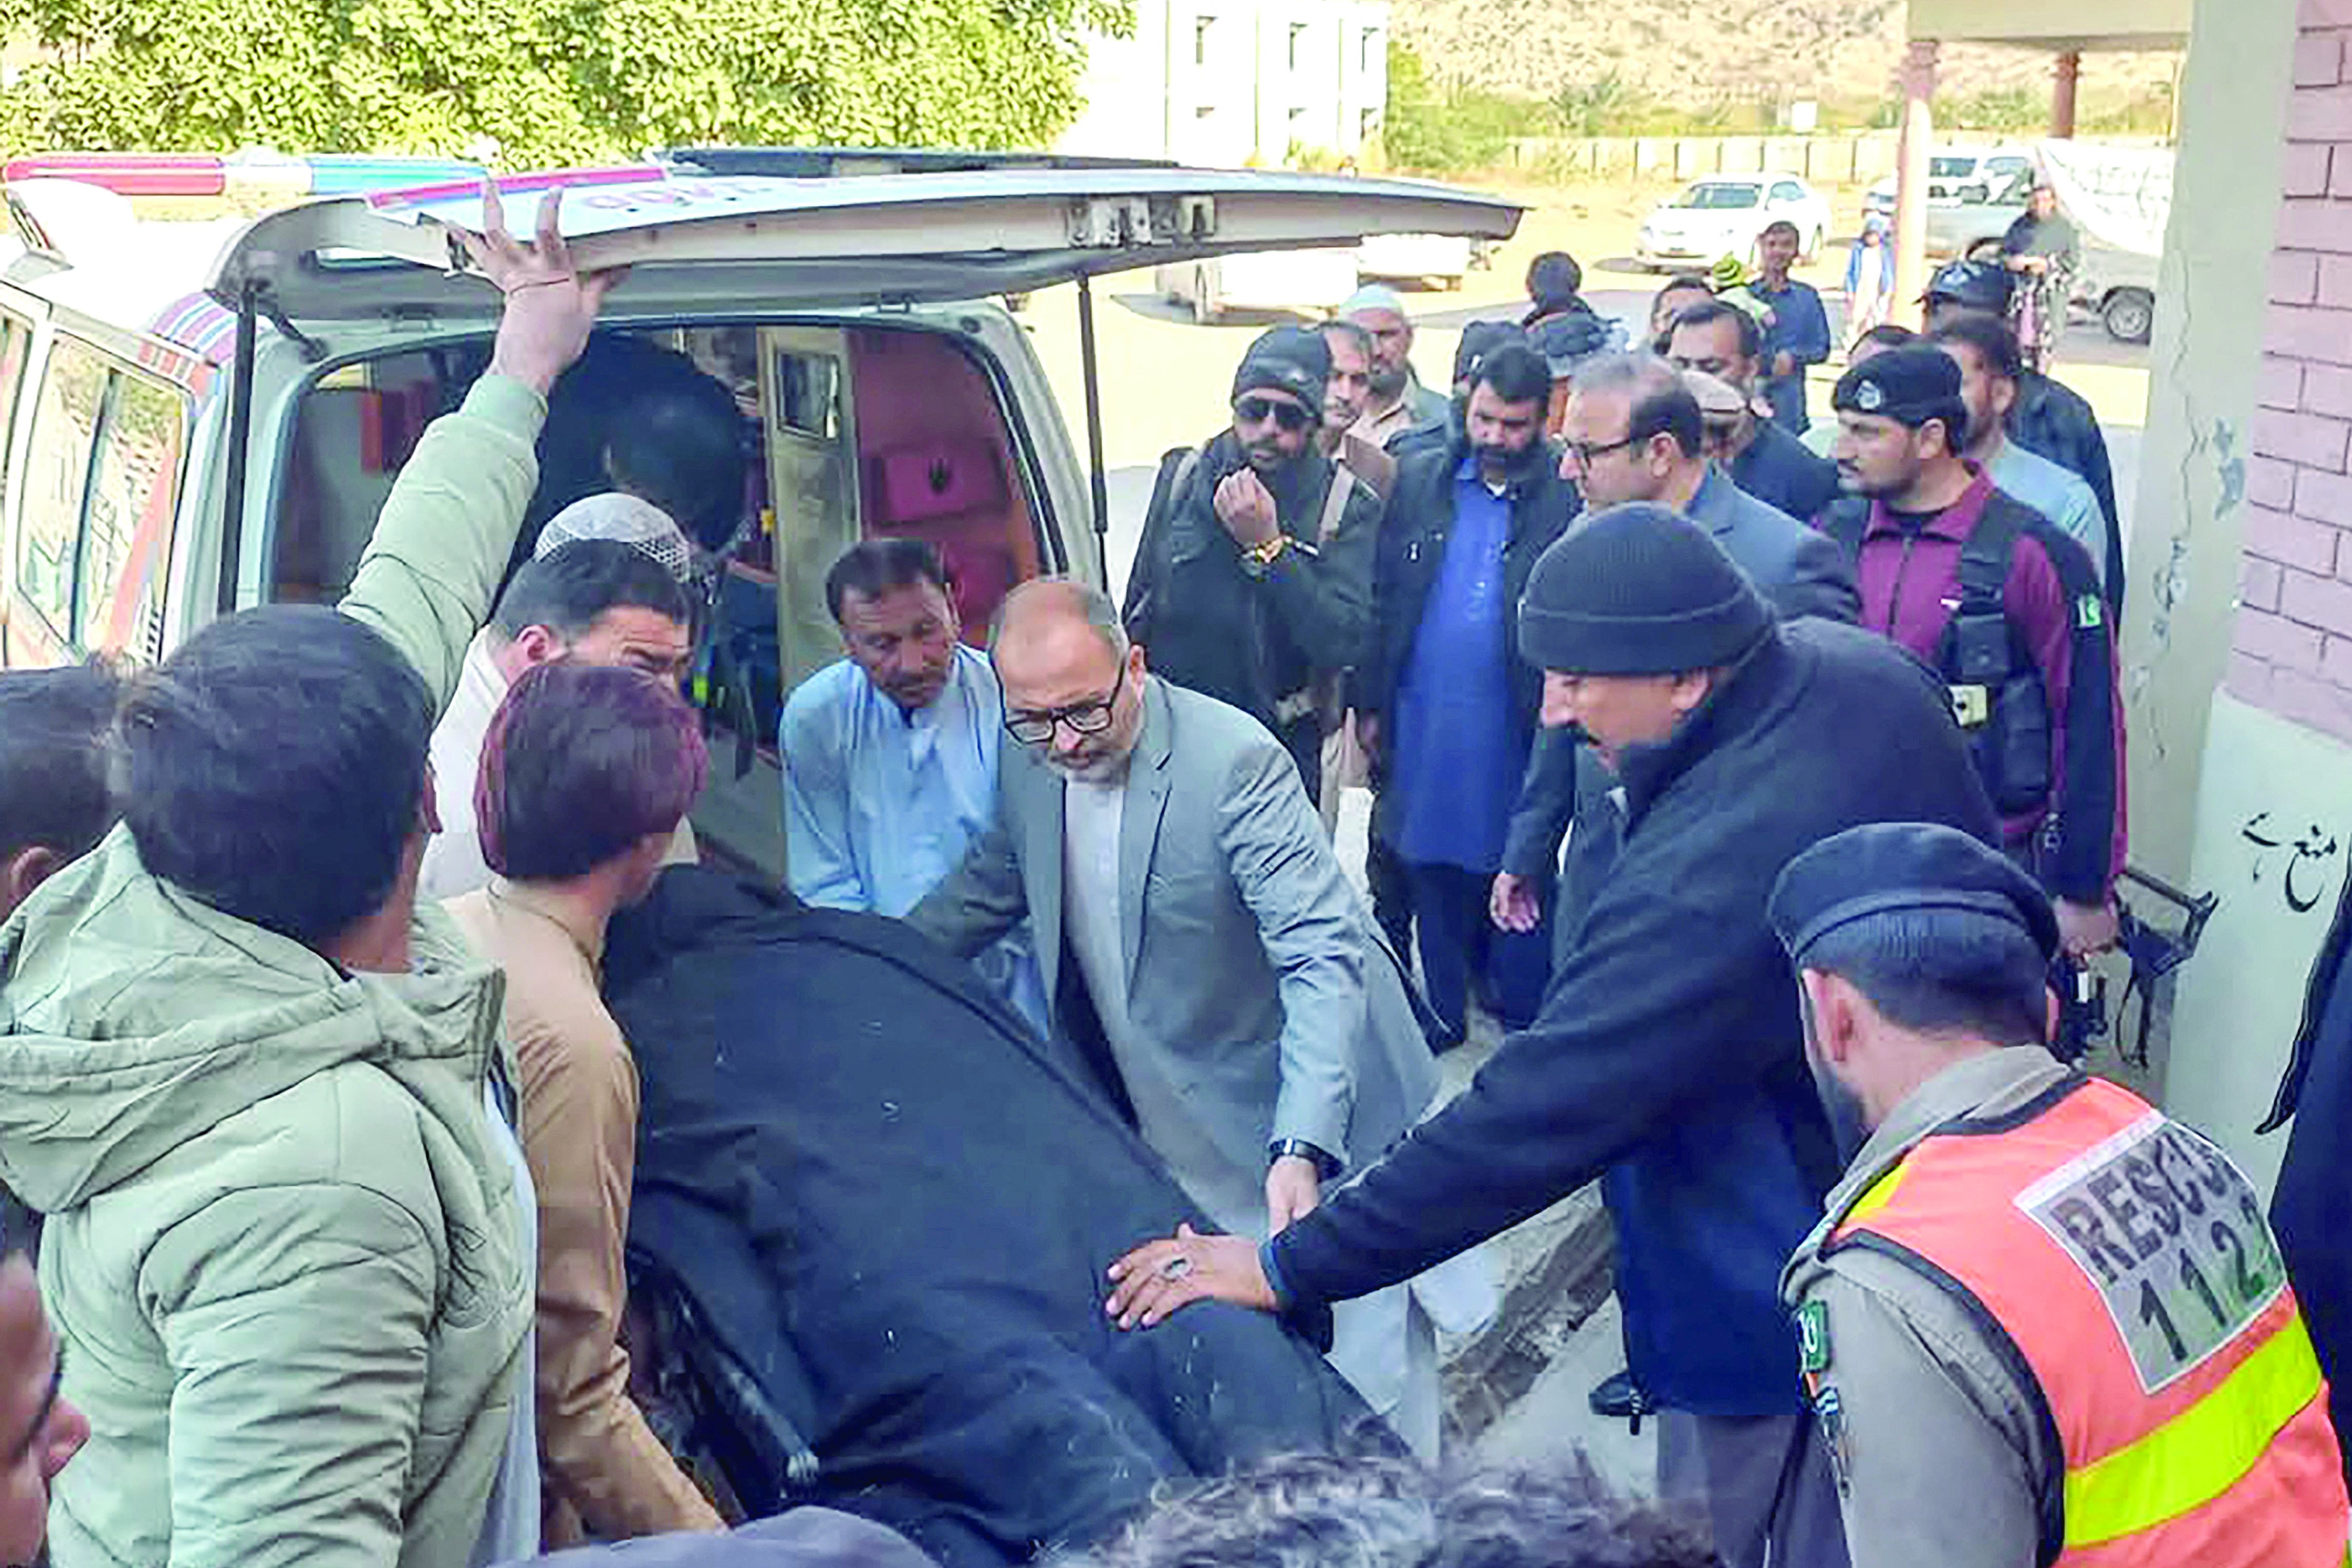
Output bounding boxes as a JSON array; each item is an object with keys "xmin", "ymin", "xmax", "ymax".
[
  {"xmin": 1234, "ymin": 395, "xmax": 1313, "ymax": 433},
  {"xmin": 1563, "ymin": 432, "xmax": 1641, "ymax": 467},
  {"xmin": 1005, "ymin": 662, "xmax": 1129, "ymax": 746}
]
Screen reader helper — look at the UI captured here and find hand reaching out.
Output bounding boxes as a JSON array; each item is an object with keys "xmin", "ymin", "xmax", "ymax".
[{"xmin": 458, "ymin": 183, "xmax": 624, "ymax": 396}]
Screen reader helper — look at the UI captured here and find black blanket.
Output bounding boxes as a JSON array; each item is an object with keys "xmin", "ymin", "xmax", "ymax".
[{"xmin": 604, "ymin": 870, "xmax": 1384, "ymax": 1567}]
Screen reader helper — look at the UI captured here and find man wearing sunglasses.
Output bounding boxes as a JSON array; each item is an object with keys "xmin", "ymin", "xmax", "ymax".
[
  {"xmin": 912, "ymin": 578, "xmax": 1474, "ymax": 1458},
  {"xmin": 1122, "ymin": 327, "xmax": 1380, "ymax": 800}
]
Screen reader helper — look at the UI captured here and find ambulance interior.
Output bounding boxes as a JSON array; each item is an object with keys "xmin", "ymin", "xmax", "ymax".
[{"xmin": 271, "ymin": 320, "xmax": 1048, "ymax": 880}]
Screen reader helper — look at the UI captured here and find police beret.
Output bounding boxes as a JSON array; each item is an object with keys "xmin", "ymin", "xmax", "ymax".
[
  {"xmin": 1831, "ymin": 345, "xmax": 1966, "ymax": 430},
  {"xmin": 1922, "ymin": 259, "xmax": 2014, "ymax": 312},
  {"xmin": 1454, "ymin": 319, "xmax": 1526, "ymax": 386},
  {"xmin": 1768, "ymin": 821, "xmax": 2060, "ymax": 968}
]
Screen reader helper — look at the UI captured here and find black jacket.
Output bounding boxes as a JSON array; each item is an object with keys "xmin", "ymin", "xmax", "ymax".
[
  {"xmin": 1125, "ymin": 431, "xmax": 1380, "ymax": 734},
  {"xmin": 2266, "ymin": 870, "xmax": 2352, "ymax": 1480},
  {"xmin": 604, "ymin": 871, "xmax": 1383, "ymax": 1566},
  {"xmin": 1729, "ymin": 418, "xmax": 1842, "ymax": 523},
  {"xmin": 1356, "ymin": 436, "xmax": 1579, "ymax": 731},
  {"xmin": 1267, "ymin": 620, "xmax": 1998, "ymax": 1415},
  {"xmin": 2011, "ymin": 372, "xmax": 2124, "ymax": 601}
]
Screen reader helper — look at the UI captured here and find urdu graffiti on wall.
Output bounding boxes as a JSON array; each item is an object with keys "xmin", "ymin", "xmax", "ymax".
[{"xmin": 2241, "ymin": 813, "xmax": 2343, "ymax": 914}]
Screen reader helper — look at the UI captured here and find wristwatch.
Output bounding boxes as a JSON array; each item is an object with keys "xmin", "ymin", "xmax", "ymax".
[
  {"xmin": 1240, "ymin": 533, "xmax": 1290, "ymax": 573},
  {"xmin": 1268, "ymin": 1138, "xmax": 1340, "ymax": 1179}
]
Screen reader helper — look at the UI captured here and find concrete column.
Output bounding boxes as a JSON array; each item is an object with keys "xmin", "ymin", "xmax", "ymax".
[
  {"xmin": 1893, "ymin": 39, "xmax": 1938, "ymax": 328},
  {"xmin": 2052, "ymin": 49, "xmax": 2081, "ymax": 139}
]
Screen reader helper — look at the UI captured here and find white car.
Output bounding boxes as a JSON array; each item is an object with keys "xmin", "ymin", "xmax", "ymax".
[
  {"xmin": 1156, "ymin": 246, "xmax": 1362, "ymax": 324},
  {"xmin": 1356, "ymin": 231, "xmax": 1474, "ymax": 290},
  {"xmin": 1863, "ymin": 147, "xmax": 2036, "ymax": 216},
  {"xmin": 1635, "ymin": 175, "xmax": 1832, "ymax": 272}
]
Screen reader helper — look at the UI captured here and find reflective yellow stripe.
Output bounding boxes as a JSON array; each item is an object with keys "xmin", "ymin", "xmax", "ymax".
[
  {"xmin": 1842, "ymin": 1159, "xmax": 1911, "ymax": 1228},
  {"xmin": 2063, "ymin": 1313, "xmax": 2325, "ymax": 1548}
]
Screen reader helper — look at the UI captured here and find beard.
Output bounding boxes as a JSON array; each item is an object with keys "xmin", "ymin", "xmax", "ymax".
[
  {"xmin": 1802, "ymin": 1019, "xmax": 1875, "ymax": 1164},
  {"xmin": 1475, "ymin": 441, "xmax": 1546, "ymax": 482}
]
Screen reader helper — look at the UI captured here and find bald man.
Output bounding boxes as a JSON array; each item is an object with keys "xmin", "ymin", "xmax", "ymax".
[{"xmin": 909, "ymin": 579, "xmax": 1483, "ymax": 1457}]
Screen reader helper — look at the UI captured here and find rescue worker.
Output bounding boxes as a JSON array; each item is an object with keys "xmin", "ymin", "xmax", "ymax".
[
  {"xmin": 1820, "ymin": 346, "xmax": 2125, "ymax": 966},
  {"xmin": 1121, "ymin": 327, "xmax": 1380, "ymax": 798},
  {"xmin": 1774, "ymin": 820, "xmax": 2351, "ymax": 1567},
  {"xmin": 1922, "ymin": 260, "xmax": 2122, "ymax": 600},
  {"xmin": 1109, "ymin": 505, "xmax": 1999, "ymax": 1568}
]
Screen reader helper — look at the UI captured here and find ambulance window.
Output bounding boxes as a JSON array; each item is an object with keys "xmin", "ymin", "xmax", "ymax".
[
  {"xmin": 78, "ymin": 369, "xmax": 188, "ymax": 659},
  {"xmin": 0, "ymin": 314, "xmax": 32, "ymax": 502},
  {"xmin": 13, "ymin": 337, "xmax": 106, "ymax": 641}
]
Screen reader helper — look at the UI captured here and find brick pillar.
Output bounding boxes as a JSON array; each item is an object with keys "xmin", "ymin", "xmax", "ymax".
[
  {"xmin": 1893, "ymin": 40, "xmax": 1938, "ymax": 328},
  {"xmin": 2052, "ymin": 49, "xmax": 2081, "ymax": 140},
  {"xmin": 2230, "ymin": 16, "xmax": 2352, "ymax": 737}
]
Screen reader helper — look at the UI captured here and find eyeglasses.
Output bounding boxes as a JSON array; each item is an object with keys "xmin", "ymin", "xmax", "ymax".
[
  {"xmin": 1563, "ymin": 433, "xmax": 1642, "ymax": 467},
  {"xmin": 1234, "ymin": 396, "xmax": 1313, "ymax": 433},
  {"xmin": 1005, "ymin": 661, "xmax": 1129, "ymax": 746}
]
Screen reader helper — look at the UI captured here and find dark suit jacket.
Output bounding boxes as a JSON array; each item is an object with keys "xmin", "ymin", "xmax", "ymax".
[{"xmin": 1501, "ymin": 465, "xmax": 1858, "ymax": 893}]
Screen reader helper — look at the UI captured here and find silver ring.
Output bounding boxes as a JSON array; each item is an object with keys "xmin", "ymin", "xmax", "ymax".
[{"xmin": 1160, "ymin": 1255, "xmax": 1194, "ymax": 1281}]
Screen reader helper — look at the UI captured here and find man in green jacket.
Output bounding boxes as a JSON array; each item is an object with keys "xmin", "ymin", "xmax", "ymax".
[{"xmin": 0, "ymin": 187, "xmax": 618, "ymax": 1568}]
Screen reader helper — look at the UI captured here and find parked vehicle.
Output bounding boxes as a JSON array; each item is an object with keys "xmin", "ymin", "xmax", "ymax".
[
  {"xmin": 0, "ymin": 151, "xmax": 1519, "ymax": 879},
  {"xmin": 1156, "ymin": 246, "xmax": 1361, "ymax": 322},
  {"xmin": 1863, "ymin": 146, "xmax": 2036, "ymax": 216},
  {"xmin": 1356, "ymin": 231, "xmax": 1474, "ymax": 290},
  {"xmin": 1635, "ymin": 175, "xmax": 1831, "ymax": 271}
]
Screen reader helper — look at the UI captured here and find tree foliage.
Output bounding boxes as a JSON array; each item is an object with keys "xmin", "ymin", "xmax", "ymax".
[{"xmin": 0, "ymin": 0, "xmax": 1131, "ymax": 164}]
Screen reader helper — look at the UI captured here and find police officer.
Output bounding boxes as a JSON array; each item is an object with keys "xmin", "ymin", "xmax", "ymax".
[
  {"xmin": 1820, "ymin": 346, "xmax": 2125, "ymax": 967},
  {"xmin": 1773, "ymin": 821, "xmax": 2351, "ymax": 1566},
  {"xmin": 1923, "ymin": 260, "xmax": 2123, "ymax": 602}
]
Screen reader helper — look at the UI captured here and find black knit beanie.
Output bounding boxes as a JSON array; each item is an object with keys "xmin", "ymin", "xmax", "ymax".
[
  {"xmin": 1517, "ymin": 503, "xmax": 1772, "ymax": 675},
  {"xmin": 1232, "ymin": 326, "xmax": 1329, "ymax": 418}
]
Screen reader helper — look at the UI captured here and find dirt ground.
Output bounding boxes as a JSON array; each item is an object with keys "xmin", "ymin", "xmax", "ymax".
[{"xmin": 1020, "ymin": 182, "xmax": 2153, "ymax": 505}]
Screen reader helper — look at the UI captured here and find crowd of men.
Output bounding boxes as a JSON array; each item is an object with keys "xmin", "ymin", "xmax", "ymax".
[{"xmin": 0, "ymin": 181, "xmax": 2345, "ymax": 1568}]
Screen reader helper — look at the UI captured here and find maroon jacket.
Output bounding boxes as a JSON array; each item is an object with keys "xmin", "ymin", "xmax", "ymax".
[{"xmin": 1835, "ymin": 468, "xmax": 2125, "ymax": 901}]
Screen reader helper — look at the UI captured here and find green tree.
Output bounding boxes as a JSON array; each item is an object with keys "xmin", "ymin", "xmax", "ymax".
[{"xmin": 0, "ymin": 0, "xmax": 1131, "ymax": 164}]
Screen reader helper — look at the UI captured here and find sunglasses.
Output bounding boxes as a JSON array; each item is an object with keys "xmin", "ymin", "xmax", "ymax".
[{"xmin": 1235, "ymin": 395, "xmax": 1314, "ymax": 433}]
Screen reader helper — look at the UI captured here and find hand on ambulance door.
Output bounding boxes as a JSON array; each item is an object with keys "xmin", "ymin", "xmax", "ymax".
[{"xmin": 462, "ymin": 183, "xmax": 627, "ymax": 397}]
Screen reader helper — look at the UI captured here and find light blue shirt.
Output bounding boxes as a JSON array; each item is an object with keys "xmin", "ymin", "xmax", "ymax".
[
  {"xmin": 782, "ymin": 644, "xmax": 1047, "ymax": 1029},
  {"xmin": 1987, "ymin": 440, "xmax": 2108, "ymax": 586}
]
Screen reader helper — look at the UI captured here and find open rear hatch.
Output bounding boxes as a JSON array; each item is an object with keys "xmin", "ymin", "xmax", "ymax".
[{"xmin": 205, "ymin": 155, "xmax": 1524, "ymax": 330}]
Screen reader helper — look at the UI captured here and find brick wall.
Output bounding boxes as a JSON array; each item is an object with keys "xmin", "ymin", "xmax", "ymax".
[{"xmin": 2236, "ymin": 0, "xmax": 2352, "ymax": 740}]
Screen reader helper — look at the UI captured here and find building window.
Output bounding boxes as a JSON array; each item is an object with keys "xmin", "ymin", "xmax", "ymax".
[
  {"xmin": 1360, "ymin": 27, "xmax": 1381, "ymax": 72},
  {"xmin": 1360, "ymin": 107, "xmax": 1380, "ymax": 143},
  {"xmin": 1288, "ymin": 22, "xmax": 1309, "ymax": 70},
  {"xmin": 1193, "ymin": 15, "xmax": 1213, "ymax": 67}
]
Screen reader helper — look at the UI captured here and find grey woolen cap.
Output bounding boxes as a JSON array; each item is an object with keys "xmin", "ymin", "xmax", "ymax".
[{"xmin": 1516, "ymin": 503, "xmax": 1772, "ymax": 676}]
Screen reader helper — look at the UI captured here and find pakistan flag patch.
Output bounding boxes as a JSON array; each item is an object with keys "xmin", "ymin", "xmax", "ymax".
[{"xmin": 2076, "ymin": 594, "xmax": 2104, "ymax": 630}]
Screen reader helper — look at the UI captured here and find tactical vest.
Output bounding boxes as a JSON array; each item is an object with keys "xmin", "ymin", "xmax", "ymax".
[
  {"xmin": 1823, "ymin": 500, "xmax": 2053, "ymax": 816},
  {"xmin": 1825, "ymin": 1075, "xmax": 2350, "ymax": 1566}
]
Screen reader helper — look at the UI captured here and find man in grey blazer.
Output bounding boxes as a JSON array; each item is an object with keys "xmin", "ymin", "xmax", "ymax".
[
  {"xmin": 1493, "ymin": 354, "xmax": 1860, "ymax": 948},
  {"xmin": 908, "ymin": 579, "xmax": 1481, "ymax": 1457}
]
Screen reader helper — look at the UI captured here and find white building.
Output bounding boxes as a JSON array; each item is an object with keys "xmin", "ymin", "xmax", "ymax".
[{"xmin": 1059, "ymin": 0, "xmax": 1389, "ymax": 168}]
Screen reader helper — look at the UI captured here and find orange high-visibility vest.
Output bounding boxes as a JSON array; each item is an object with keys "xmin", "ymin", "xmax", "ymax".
[{"xmin": 1828, "ymin": 1074, "xmax": 2350, "ymax": 1567}]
